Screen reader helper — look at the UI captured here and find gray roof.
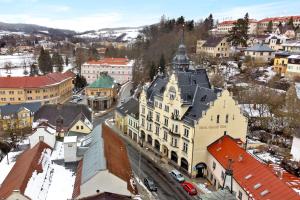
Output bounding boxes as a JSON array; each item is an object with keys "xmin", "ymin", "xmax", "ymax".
[
  {"xmin": 245, "ymin": 44, "xmax": 274, "ymax": 52},
  {"xmin": 202, "ymin": 37, "xmax": 224, "ymax": 47},
  {"xmin": 81, "ymin": 125, "xmax": 106, "ymax": 184},
  {"xmin": 172, "ymin": 44, "xmax": 190, "ymax": 68},
  {"xmin": 145, "ymin": 68, "xmax": 218, "ymax": 126},
  {"xmin": 33, "ymin": 104, "xmax": 92, "ymax": 129},
  {"xmin": 0, "ymin": 102, "xmax": 41, "ymax": 116},
  {"xmin": 200, "ymin": 190, "xmax": 237, "ymax": 200},
  {"xmin": 116, "ymin": 98, "xmax": 139, "ymax": 118}
]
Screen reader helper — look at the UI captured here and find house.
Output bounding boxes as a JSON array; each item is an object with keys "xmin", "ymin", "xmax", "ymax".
[
  {"xmin": 72, "ymin": 124, "xmax": 137, "ymax": 199},
  {"xmin": 264, "ymin": 34, "xmax": 287, "ymax": 51},
  {"xmin": 257, "ymin": 16, "xmax": 300, "ymax": 34},
  {"xmin": 0, "ymin": 102, "xmax": 41, "ymax": 131},
  {"xmin": 81, "ymin": 58, "xmax": 134, "ymax": 84},
  {"xmin": 115, "ymin": 98, "xmax": 139, "ymax": 140},
  {"xmin": 244, "ymin": 44, "xmax": 275, "ymax": 63},
  {"xmin": 282, "ymin": 40, "xmax": 300, "ymax": 53},
  {"xmin": 86, "ymin": 73, "xmax": 117, "ymax": 111},
  {"xmin": 196, "ymin": 36, "xmax": 231, "ymax": 58},
  {"xmin": 0, "ymin": 142, "xmax": 51, "ymax": 200},
  {"xmin": 273, "ymin": 51, "xmax": 291, "ymax": 75},
  {"xmin": 33, "ymin": 104, "xmax": 92, "ymax": 136},
  {"xmin": 29, "ymin": 124, "xmax": 56, "ymax": 148},
  {"xmin": 287, "ymin": 55, "xmax": 300, "ymax": 77},
  {"xmin": 207, "ymin": 135, "xmax": 299, "ymax": 200},
  {"xmin": 0, "ymin": 71, "xmax": 75, "ymax": 105},
  {"xmin": 140, "ymin": 42, "xmax": 247, "ymax": 178},
  {"xmin": 68, "ymin": 113, "xmax": 93, "ymax": 136},
  {"xmin": 216, "ymin": 19, "xmax": 258, "ymax": 35}
]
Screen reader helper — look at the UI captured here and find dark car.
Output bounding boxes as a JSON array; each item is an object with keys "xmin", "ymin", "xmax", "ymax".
[{"xmin": 144, "ymin": 177, "xmax": 157, "ymax": 192}]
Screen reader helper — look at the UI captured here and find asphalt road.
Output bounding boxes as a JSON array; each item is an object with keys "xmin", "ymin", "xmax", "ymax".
[{"xmin": 126, "ymin": 142, "xmax": 194, "ymax": 200}]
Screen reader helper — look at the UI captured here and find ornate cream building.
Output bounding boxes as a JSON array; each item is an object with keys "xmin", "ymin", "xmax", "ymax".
[{"xmin": 139, "ymin": 43, "xmax": 247, "ymax": 178}]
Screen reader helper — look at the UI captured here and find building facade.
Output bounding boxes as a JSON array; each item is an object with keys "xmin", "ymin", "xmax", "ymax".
[
  {"xmin": 216, "ymin": 20, "xmax": 258, "ymax": 35},
  {"xmin": 81, "ymin": 58, "xmax": 134, "ymax": 84},
  {"xmin": 196, "ymin": 36, "xmax": 231, "ymax": 58},
  {"xmin": 86, "ymin": 73, "xmax": 117, "ymax": 111},
  {"xmin": 244, "ymin": 44, "xmax": 275, "ymax": 63},
  {"xmin": 0, "ymin": 102, "xmax": 41, "ymax": 131},
  {"xmin": 282, "ymin": 40, "xmax": 300, "ymax": 53},
  {"xmin": 0, "ymin": 71, "xmax": 75, "ymax": 105},
  {"xmin": 139, "ymin": 43, "xmax": 247, "ymax": 177},
  {"xmin": 273, "ymin": 51, "xmax": 290, "ymax": 75},
  {"xmin": 286, "ymin": 55, "xmax": 300, "ymax": 77}
]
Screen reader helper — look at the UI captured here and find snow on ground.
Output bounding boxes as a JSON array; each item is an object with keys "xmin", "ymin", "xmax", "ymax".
[
  {"xmin": 255, "ymin": 66, "xmax": 276, "ymax": 83},
  {"xmin": 50, "ymin": 141, "xmax": 64, "ymax": 160},
  {"xmin": 25, "ymin": 148, "xmax": 75, "ymax": 200},
  {"xmin": 248, "ymin": 149, "xmax": 281, "ymax": 164},
  {"xmin": 219, "ymin": 64, "xmax": 240, "ymax": 81},
  {"xmin": 296, "ymin": 82, "xmax": 300, "ymax": 100},
  {"xmin": 0, "ymin": 151, "xmax": 23, "ymax": 184},
  {"xmin": 0, "ymin": 54, "xmax": 34, "ymax": 68},
  {"xmin": 0, "ymin": 31, "xmax": 28, "ymax": 37}
]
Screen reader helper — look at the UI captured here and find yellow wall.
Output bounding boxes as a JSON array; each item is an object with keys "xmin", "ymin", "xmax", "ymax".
[
  {"xmin": 0, "ymin": 78, "xmax": 73, "ymax": 105},
  {"xmin": 0, "ymin": 108, "xmax": 33, "ymax": 131},
  {"xmin": 69, "ymin": 120, "xmax": 92, "ymax": 134},
  {"xmin": 196, "ymin": 38, "xmax": 231, "ymax": 57},
  {"xmin": 273, "ymin": 57, "xmax": 288, "ymax": 74},
  {"xmin": 85, "ymin": 88, "xmax": 117, "ymax": 98}
]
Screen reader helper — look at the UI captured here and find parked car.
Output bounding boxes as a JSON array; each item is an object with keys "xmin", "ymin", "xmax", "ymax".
[
  {"xmin": 169, "ymin": 170, "xmax": 185, "ymax": 183},
  {"xmin": 144, "ymin": 177, "xmax": 157, "ymax": 192},
  {"xmin": 181, "ymin": 181, "xmax": 197, "ymax": 196}
]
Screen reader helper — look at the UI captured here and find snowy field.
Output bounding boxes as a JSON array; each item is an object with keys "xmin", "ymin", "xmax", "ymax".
[{"xmin": 0, "ymin": 54, "xmax": 35, "ymax": 68}]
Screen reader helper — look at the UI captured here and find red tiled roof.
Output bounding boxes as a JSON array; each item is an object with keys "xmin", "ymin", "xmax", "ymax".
[
  {"xmin": 87, "ymin": 58, "xmax": 129, "ymax": 66},
  {"xmin": 207, "ymin": 136, "xmax": 299, "ymax": 200},
  {"xmin": 259, "ymin": 16, "xmax": 300, "ymax": 23},
  {"xmin": 72, "ymin": 160, "xmax": 83, "ymax": 198},
  {"xmin": 0, "ymin": 142, "xmax": 51, "ymax": 199},
  {"xmin": 102, "ymin": 124, "xmax": 137, "ymax": 195},
  {"xmin": 219, "ymin": 19, "xmax": 257, "ymax": 25},
  {"xmin": 0, "ymin": 71, "xmax": 75, "ymax": 89}
]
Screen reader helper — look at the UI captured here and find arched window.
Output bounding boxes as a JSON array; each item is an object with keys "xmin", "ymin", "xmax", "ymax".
[{"xmin": 216, "ymin": 115, "xmax": 220, "ymax": 124}]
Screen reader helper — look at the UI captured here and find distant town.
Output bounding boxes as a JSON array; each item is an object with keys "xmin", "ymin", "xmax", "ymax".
[{"xmin": 0, "ymin": 8, "xmax": 300, "ymax": 200}]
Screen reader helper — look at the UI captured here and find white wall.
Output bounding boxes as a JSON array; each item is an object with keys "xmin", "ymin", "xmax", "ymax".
[
  {"xmin": 64, "ymin": 141, "xmax": 77, "ymax": 162},
  {"xmin": 29, "ymin": 128, "xmax": 56, "ymax": 148},
  {"xmin": 78, "ymin": 170, "xmax": 131, "ymax": 198},
  {"xmin": 291, "ymin": 137, "xmax": 300, "ymax": 161}
]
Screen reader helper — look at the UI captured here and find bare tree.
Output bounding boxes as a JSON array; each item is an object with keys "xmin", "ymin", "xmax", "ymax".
[{"xmin": 4, "ymin": 61, "xmax": 12, "ymax": 74}]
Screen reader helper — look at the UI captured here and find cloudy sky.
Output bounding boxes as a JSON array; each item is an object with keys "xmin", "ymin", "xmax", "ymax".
[{"xmin": 0, "ymin": 0, "xmax": 299, "ymax": 32}]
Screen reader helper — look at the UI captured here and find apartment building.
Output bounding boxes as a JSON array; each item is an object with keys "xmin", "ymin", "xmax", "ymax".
[
  {"xmin": 0, "ymin": 71, "xmax": 75, "ymax": 105},
  {"xmin": 81, "ymin": 57, "xmax": 134, "ymax": 84},
  {"xmin": 139, "ymin": 43, "xmax": 247, "ymax": 178},
  {"xmin": 216, "ymin": 20, "xmax": 258, "ymax": 35},
  {"xmin": 196, "ymin": 36, "xmax": 231, "ymax": 58}
]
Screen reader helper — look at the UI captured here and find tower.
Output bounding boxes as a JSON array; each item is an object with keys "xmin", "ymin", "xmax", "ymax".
[{"xmin": 172, "ymin": 25, "xmax": 190, "ymax": 71}]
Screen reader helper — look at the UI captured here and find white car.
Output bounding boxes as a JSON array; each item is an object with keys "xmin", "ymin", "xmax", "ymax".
[{"xmin": 169, "ymin": 169, "xmax": 185, "ymax": 183}]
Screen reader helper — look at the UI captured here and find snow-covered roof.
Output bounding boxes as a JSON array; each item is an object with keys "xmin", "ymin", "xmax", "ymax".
[{"xmin": 64, "ymin": 136, "xmax": 77, "ymax": 143}]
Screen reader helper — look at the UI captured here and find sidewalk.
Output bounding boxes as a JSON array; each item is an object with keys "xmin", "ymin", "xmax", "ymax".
[{"xmin": 105, "ymin": 118, "xmax": 214, "ymax": 195}]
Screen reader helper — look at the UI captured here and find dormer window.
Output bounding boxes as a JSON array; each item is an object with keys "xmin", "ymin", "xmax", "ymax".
[{"xmin": 168, "ymin": 86, "xmax": 176, "ymax": 100}]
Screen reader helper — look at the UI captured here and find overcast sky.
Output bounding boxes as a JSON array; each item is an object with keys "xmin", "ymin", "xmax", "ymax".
[{"xmin": 0, "ymin": 0, "xmax": 299, "ymax": 32}]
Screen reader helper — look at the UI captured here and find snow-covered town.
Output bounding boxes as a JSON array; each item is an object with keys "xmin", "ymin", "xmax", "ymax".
[{"xmin": 1, "ymin": 1, "xmax": 300, "ymax": 200}]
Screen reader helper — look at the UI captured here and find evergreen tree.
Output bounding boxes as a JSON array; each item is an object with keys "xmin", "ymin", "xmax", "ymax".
[
  {"xmin": 88, "ymin": 47, "xmax": 99, "ymax": 60},
  {"xmin": 287, "ymin": 17, "xmax": 294, "ymax": 29},
  {"xmin": 149, "ymin": 61, "xmax": 157, "ymax": 81},
  {"xmin": 65, "ymin": 56, "xmax": 69, "ymax": 66},
  {"xmin": 159, "ymin": 54, "xmax": 166, "ymax": 74},
  {"xmin": 267, "ymin": 20, "xmax": 273, "ymax": 33},
  {"xmin": 227, "ymin": 13, "xmax": 249, "ymax": 47},
  {"xmin": 203, "ymin": 14, "xmax": 214, "ymax": 38},
  {"xmin": 176, "ymin": 16, "xmax": 185, "ymax": 26},
  {"xmin": 74, "ymin": 74, "xmax": 87, "ymax": 89},
  {"xmin": 52, "ymin": 52, "xmax": 64, "ymax": 72},
  {"xmin": 38, "ymin": 47, "xmax": 53, "ymax": 74}
]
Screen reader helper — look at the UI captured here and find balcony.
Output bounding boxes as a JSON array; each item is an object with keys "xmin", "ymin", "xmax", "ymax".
[
  {"xmin": 169, "ymin": 129, "xmax": 180, "ymax": 137},
  {"xmin": 171, "ymin": 113, "xmax": 180, "ymax": 121}
]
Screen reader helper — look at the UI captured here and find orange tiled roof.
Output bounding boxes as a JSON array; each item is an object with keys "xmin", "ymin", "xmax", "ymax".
[
  {"xmin": 207, "ymin": 136, "xmax": 299, "ymax": 200},
  {"xmin": 219, "ymin": 19, "xmax": 257, "ymax": 25},
  {"xmin": 259, "ymin": 16, "xmax": 300, "ymax": 23},
  {"xmin": 87, "ymin": 58, "xmax": 129, "ymax": 66},
  {"xmin": 0, "ymin": 71, "xmax": 75, "ymax": 89},
  {"xmin": 72, "ymin": 160, "xmax": 83, "ymax": 198},
  {"xmin": 0, "ymin": 142, "xmax": 51, "ymax": 199}
]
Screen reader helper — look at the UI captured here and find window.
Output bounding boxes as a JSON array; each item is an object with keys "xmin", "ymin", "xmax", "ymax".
[
  {"xmin": 164, "ymin": 105, "xmax": 169, "ymax": 112},
  {"xmin": 9, "ymin": 91, "xmax": 14, "ymax": 95},
  {"xmin": 260, "ymin": 52, "xmax": 263, "ymax": 56},
  {"xmin": 163, "ymin": 131, "xmax": 168, "ymax": 141},
  {"xmin": 159, "ymin": 103, "xmax": 162, "ymax": 109},
  {"xmin": 213, "ymin": 161, "xmax": 216, "ymax": 170},
  {"xmin": 172, "ymin": 138, "xmax": 178, "ymax": 147},
  {"xmin": 68, "ymin": 144, "xmax": 73, "ymax": 147},
  {"xmin": 39, "ymin": 136, "xmax": 44, "ymax": 141},
  {"xmin": 238, "ymin": 191, "xmax": 242, "ymax": 200},
  {"xmin": 225, "ymin": 114, "xmax": 229, "ymax": 123},
  {"xmin": 155, "ymin": 126, "xmax": 159, "ymax": 135},
  {"xmin": 172, "ymin": 124, "xmax": 178, "ymax": 133},
  {"xmin": 142, "ymin": 106, "xmax": 145, "ymax": 114},
  {"xmin": 154, "ymin": 101, "xmax": 158, "ymax": 107},
  {"xmin": 27, "ymin": 97, "xmax": 32, "ymax": 100},
  {"xmin": 183, "ymin": 142, "xmax": 188, "ymax": 153},
  {"xmin": 81, "ymin": 125, "xmax": 84, "ymax": 129},
  {"xmin": 164, "ymin": 117, "xmax": 168, "ymax": 126},
  {"xmin": 184, "ymin": 128, "xmax": 189, "ymax": 138},
  {"xmin": 156, "ymin": 113, "xmax": 160, "ymax": 122},
  {"xmin": 141, "ymin": 118, "xmax": 145, "ymax": 127},
  {"xmin": 76, "ymin": 126, "xmax": 79, "ymax": 130},
  {"xmin": 216, "ymin": 115, "xmax": 220, "ymax": 123}
]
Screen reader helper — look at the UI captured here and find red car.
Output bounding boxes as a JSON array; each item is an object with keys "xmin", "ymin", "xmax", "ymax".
[{"xmin": 181, "ymin": 181, "xmax": 197, "ymax": 196}]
